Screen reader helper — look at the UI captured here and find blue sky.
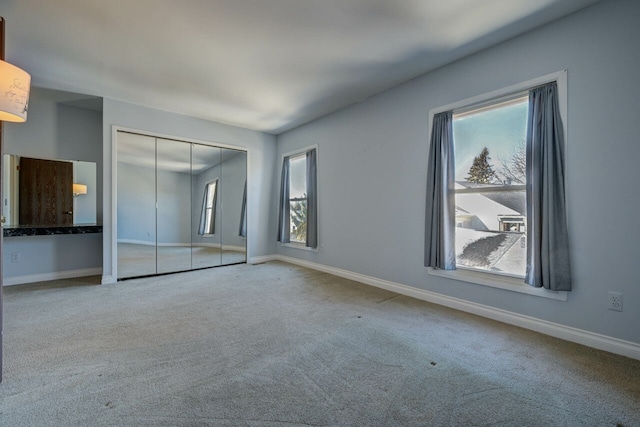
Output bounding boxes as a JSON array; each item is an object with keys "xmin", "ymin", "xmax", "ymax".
[
  {"xmin": 289, "ymin": 154, "xmax": 307, "ymax": 198},
  {"xmin": 453, "ymin": 100, "xmax": 528, "ymax": 182}
]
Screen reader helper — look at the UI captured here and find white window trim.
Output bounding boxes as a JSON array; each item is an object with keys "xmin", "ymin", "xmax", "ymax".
[
  {"xmin": 427, "ymin": 70, "xmax": 568, "ymax": 301},
  {"xmin": 279, "ymin": 144, "xmax": 319, "ymax": 250},
  {"xmin": 282, "ymin": 241, "xmax": 319, "ymax": 252},
  {"xmin": 428, "ymin": 267, "xmax": 567, "ymax": 301},
  {"xmin": 281, "ymin": 145, "xmax": 318, "ymax": 161},
  {"xmin": 430, "ymin": 70, "xmax": 567, "ymax": 146}
]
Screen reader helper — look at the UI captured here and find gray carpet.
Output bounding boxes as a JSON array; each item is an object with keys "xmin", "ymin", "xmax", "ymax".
[{"xmin": 1, "ymin": 262, "xmax": 639, "ymax": 426}]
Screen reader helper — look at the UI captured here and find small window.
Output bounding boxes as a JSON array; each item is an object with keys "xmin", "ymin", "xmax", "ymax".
[
  {"xmin": 288, "ymin": 153, "xmax": 308, "ymax": 243},
  {"xmin": 453, "ymin": 95, "xmax": 528, "ymax": 277},
  {"xmin": 277, "ymin": 148, "xmax": 318, "ymax": 248}
]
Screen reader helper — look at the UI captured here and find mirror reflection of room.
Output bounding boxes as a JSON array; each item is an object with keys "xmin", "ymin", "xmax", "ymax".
[
  {"xmin": 1, "ymin": 87, "xmax": 103, "ymax": 230},
  {"xmin": 2, "ymin": 154, "xmax": 97, "ymax": 227}
]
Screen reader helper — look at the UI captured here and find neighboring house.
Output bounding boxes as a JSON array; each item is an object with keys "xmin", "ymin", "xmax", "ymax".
[
  {"xmin": 454, "ymin": 182, "xmax": 524, "ymax": 232},
  {"xmin": 454, "ymin": 182, "xmax": 526, "ymax": 274}
]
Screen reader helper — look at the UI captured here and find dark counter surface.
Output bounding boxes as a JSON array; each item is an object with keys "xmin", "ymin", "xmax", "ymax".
[{"xmin": 3, "ymin": 225, "xmax": 103, "ymax": 237}]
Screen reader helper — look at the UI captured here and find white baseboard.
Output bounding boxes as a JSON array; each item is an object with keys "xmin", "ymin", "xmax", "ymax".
[
  {"xmin": 3, "ymin": 268, "xmax": 103, "ymax": 286},
  {"xmin": 119, "ymin": 240, "xmax": 193, "ymax": 248},
  {"xmin": 193, "ymin": 243, "xmax": 222, "ymax": 249},
  {"xmin": 196, "ymin": 243, "xmax": 245, "ymax": 251},
  {"xmin": 248, "ymin": 255, "xmax": 278, "ymax": 265},
  {"xmin": 119, "ymin": 240, "xmax": 245, "ymax": 251},
  {"xmin": 275, "ymin": 255, "xmax": 640, "ymax": 361}
]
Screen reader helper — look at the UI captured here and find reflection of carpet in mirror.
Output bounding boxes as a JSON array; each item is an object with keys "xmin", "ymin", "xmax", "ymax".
[{"xmin": 117, "ymin": 243, "xmax": 245, "ymax": 279}]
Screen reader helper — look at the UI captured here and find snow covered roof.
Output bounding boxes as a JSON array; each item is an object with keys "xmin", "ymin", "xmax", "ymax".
[{"xmin": 455, "ymin": 183, "xmax": 521, "ymax": 230}]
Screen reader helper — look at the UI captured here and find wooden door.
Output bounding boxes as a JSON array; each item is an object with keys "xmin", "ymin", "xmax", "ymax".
[{"xmin": 19, "ymin": 157, "xmax": 74, "ymax": 226}]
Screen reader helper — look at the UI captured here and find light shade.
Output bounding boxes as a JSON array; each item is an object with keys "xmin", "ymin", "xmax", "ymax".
[
  {"xmin": 73, "ymin": 183, "xmax": 88, "ymax": 196},
  {"xmin": 0, "ymin": 59, "xmax": 31, "ymax": 122}
]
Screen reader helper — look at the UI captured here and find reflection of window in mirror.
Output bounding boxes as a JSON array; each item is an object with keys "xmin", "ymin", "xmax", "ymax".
[{"xmin": 198, "ymin": 179, "xmax": 218, "ymax": 235}]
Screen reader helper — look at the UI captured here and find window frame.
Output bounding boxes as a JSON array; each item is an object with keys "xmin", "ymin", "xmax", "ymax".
[
  {"xmin": 287, "ymin": 152, "xmax": 308, "ymax": 245},
  {"xmin": 280, "ymin": 145, "xmax": 319, "ymax": 251},
  {"xmin": 452, "ymin": 93, "xmax": 528, "ymax": 279},
  {"xmin": 427, "ymin": 71, "xmax": 568, "ymax": 301}
]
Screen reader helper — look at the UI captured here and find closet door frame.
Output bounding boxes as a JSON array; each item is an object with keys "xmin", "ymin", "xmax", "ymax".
[{"xmin": 111, "ymin": 126, "xmax": 248, "ymax": 281}]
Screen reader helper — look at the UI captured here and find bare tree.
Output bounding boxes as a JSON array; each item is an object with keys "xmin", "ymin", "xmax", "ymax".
[{"xmin": 498, "ymin": 140, "xmax": 526, "ymax": 184}]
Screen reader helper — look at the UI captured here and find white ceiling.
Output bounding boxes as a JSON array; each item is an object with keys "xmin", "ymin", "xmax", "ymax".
[
  {"xmin": 117, "ymin": 131, "xmax": 243, "ymax": 174},
  {"xmin": 2, "ymin": 0, "xmax": 602, "ymax": 134}
]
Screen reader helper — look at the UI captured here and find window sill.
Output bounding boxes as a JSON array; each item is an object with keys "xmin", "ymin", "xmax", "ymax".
[
  {"xmin": 282, "ymin": 242, "xmax": 318, "ymax": 252},
  {"xmin": 427, "ymin": 267, "xmax": 567, "ymax": 301}
]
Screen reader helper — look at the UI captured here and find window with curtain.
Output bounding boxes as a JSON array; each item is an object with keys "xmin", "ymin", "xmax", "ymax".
[
  {"xmin": 198, "ymin": 179, "xmax": 218, "ymax": 236},
  {"xmin": 278, "ymin": 148, "xmax": 317, "ymax": 248},
  {"xmin": 425, "ymin": 76, "xmax": 570, "ymax": 291}
]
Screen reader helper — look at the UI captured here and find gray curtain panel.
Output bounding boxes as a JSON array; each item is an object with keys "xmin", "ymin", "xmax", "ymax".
[
  {"xmin": 306, "ymin": 148, "xmax": 318, "ymax": 248},
  {"xmin": 277, "ymin": 156, "xmax": 291, "ymax": 243},
  {"xmin": 525, "ymin": 82, "xmax": 571, "ymax": 291},
  {"xmin": 424, "ymin": 111, "xmax": 456, "ymax": 270},
  {"xmin": 239, "ymin": 180, "xmax": 247, "ymax": 237},
  {"xmin": 198, "ymin": 180, "xmax": 218, "ymax": 235}
]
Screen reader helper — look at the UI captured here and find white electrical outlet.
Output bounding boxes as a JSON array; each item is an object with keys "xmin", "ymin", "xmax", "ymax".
[
  {"xmin": 11, "ymin": 251, "xmax": 21, "ymax": 262},
  {"xmin": 608, "ymin": 291, "xmax": 623, "ymax": 312}
]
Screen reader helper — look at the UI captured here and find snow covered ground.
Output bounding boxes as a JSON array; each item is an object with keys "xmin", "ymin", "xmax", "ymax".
[{"xmin": 456, "ymin": 227, "xmax": 525, "ymax": 276}]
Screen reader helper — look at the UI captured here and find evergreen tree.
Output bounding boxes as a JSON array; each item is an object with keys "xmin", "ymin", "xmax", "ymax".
[{"xmin": 466, "ymin": 147, "xmax": 497, "ymax": 184}]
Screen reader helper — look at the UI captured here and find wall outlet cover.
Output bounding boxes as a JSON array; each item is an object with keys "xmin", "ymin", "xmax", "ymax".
[{"xmin": 608, "ymin": 291, "xmax": 623, "ymax": 312}]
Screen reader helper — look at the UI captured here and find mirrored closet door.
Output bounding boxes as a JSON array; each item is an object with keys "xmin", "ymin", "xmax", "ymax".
[
  {"xmin": 191, "ymin": 144, "xmax": 222, "ymax": 269},
  {"xmin": 156, "ymin": 138, "xmax": 193, "ymax": 275},
  {"xmin": 220, "ymin": 148, "xmax": 248, "ymax": 265},
  {"xmin": 116, "ymin": 131, "xmax": 247, "ymax": 280},
  {"xmin": 117, "ymin": 133, "xmax": 157, "ymax": 278}
]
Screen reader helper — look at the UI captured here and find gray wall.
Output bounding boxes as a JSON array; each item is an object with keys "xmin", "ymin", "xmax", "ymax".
[
  {"xmin": 73, "ymin": 161, "xmax": 97, "ymax": 225},
  {"xmin": 3, "ymin": 88, "xmax": 103, "ymax": 282},
  {"xmin": 118, "ymin": 162, "xmax": 191, "ymax": 245},
  {"xmin": 103, "ymin": 99, "xmax": 277, "ymax": 282},
  {"xmin": 156, "ymin": 168, "xmax": 192, "ymax": 245},
  {"xmin": 116, "ymin": 162, "xmax": 155, "ymax": 244},
  {"xmin": 3, "ymin": 234, "xmax": 103, "ymax": 280},
  {"xmin": 275, "ymin": 0, "xmax": 640, "ymax": 345}
]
